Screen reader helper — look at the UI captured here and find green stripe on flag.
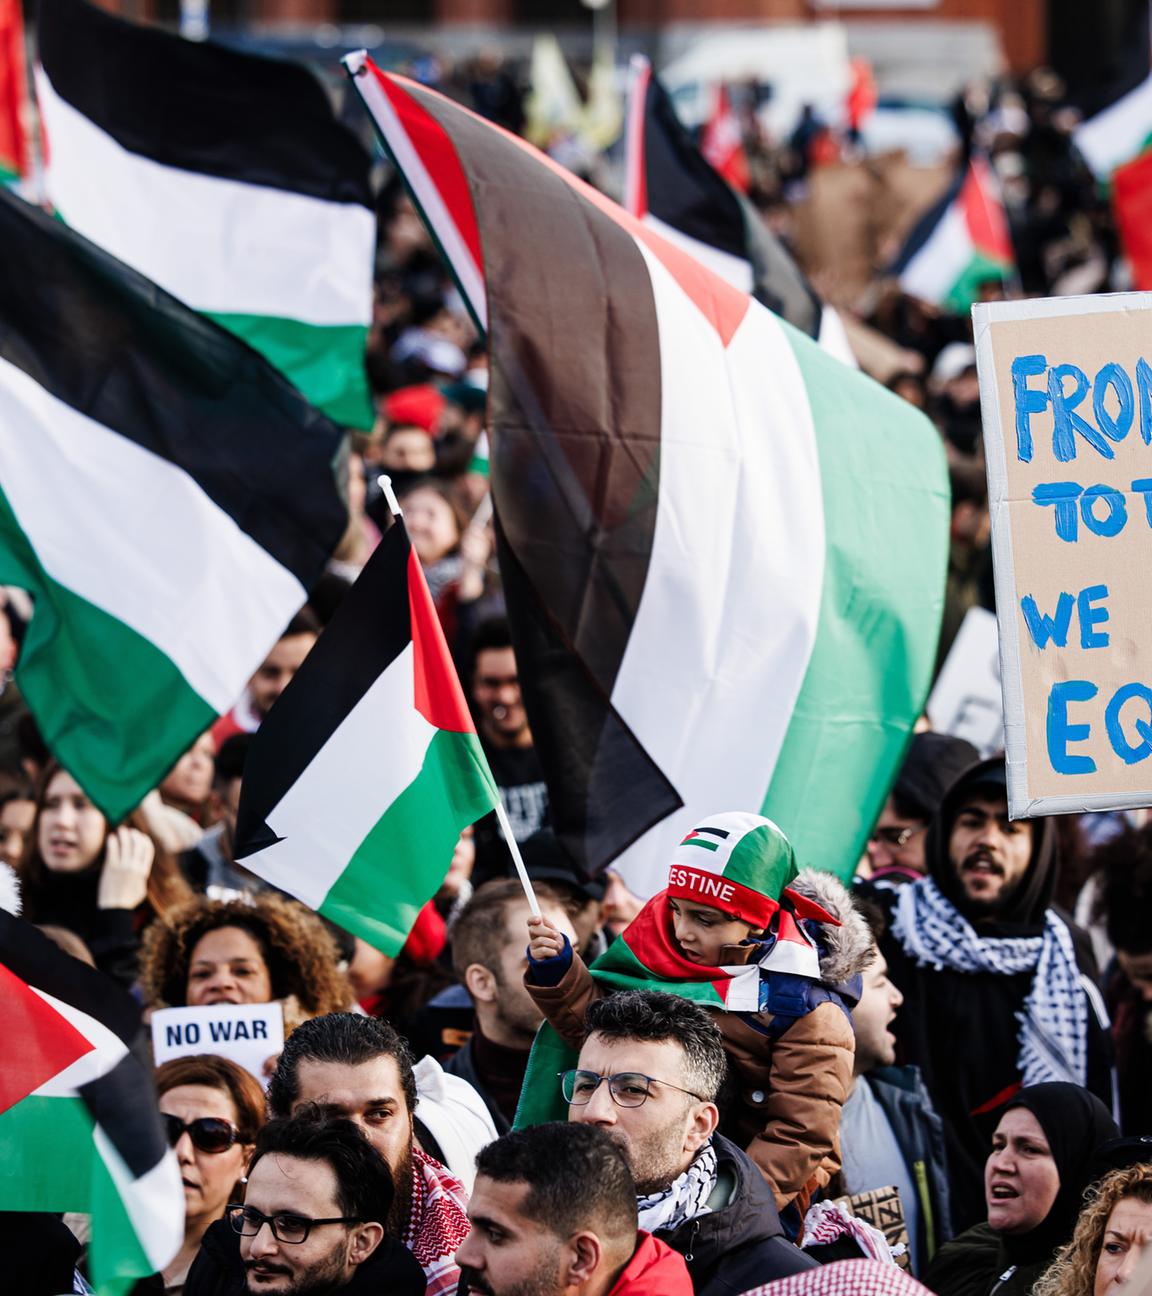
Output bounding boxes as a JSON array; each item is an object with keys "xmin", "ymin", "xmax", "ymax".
[
  {"xmin": 0, "ymin": 486, "xmax": 217, "ymax": 822},
  {"xmin": 206, "ymin": 311, "xmax": 373, "ymax": 431},
  {"xmin": 0, "ymin": 1095, "xmax": 152, "ymax": 1296},
  {"xmin": 319, "ymin": 728, "xmax": 498, "ymax": 954},
  {"xmin": 682, "ymin": 837, "xmax": 719, "ymax": 852},
  {"xmin": 761, "ymin": 324, "xmax": 948, "ymax": 881}
]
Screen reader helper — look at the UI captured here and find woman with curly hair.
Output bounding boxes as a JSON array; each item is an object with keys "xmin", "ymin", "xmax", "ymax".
[
  {"xmin": 19, "ymin": 762, "xmax": 191, "ymax": 986},
  {"xmin": 1033, "ymin": 1164, "xmax": 1152, "ymax": 1296},
  {"xmin": 138, "ymin": 893, "xmax": 354, "ymax": 1035}
]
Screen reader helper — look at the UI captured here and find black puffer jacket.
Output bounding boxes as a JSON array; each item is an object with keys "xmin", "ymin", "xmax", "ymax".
[
  {"xmin": 183, "ymin": 1218, "xmax": 427, "ymax": 1296},
  {"xmin": 656, "ymin": 1134, "xmax": 818, "ymax": 1296}
]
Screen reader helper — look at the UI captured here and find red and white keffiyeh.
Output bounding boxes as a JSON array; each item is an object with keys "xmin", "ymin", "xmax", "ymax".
[
  {"xmin": 740, "ymin": 1259, "xmax": 934, "ymax": 1296},
  {"xmin": 403, "ymin": 1147, "xmax": 471, "ymax": 1296}
]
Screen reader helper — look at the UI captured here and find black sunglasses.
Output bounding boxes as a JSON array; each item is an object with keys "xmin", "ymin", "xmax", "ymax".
[
  {"xmin": 163, "ymin": 1113, "xmax": 244, "ymax": 1154},
  {"xmin": 227, "ymin": 1204, "xmax": 365, "ymax": 1245}
]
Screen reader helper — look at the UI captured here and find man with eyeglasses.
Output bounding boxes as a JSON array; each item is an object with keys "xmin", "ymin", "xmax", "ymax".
[
  {"xmin": 184, "ymin": 1110, "xmax": 425, "ymax": 1296},
  {"xmin": 864, "ymin": 733, "xmax": 978, "ymax": 886},
  {"xmin": 564, "ymin": 990, "xmax": 816, "ymax": 1295}
]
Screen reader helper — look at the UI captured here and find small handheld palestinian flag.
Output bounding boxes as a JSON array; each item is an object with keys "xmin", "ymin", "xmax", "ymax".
[
  {"xmin": 0, "ymin": 909, "xmax": 183, "ymax": 1295},
  {"xmin": 0, "ymin": 188, "xmax": 348, "ymax": 822},
  {"xmin": 890, "ymin": 154, "xmax": 1015, "ymax": 313},
  {"xmin": 235, "ymin": 498, "xmax": 502, "ymax": 953},
  {"xmin": 37, "ymin": 0, "xmax": 376, "ymax": 427}
]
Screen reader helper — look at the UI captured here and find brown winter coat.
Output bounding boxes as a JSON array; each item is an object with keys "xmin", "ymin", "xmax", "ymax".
[{"xmin": 525, "ymin": 869, "xmax": 871, "ymax": 1212}]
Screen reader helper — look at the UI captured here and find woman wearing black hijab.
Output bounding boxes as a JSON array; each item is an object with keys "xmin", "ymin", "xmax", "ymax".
[{"xmin": 926, "ymin": 1083, "xmax": 1120, "ymax": 1296}]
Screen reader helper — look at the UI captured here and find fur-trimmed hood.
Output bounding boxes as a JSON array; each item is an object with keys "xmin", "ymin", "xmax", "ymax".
[
  {"xmin": 0, "ymin": 861, "xmax": 20, "ymax": 915},
  {"xmin": 789, "ymin": 868, "xmax": 874, "ymax": 984}
]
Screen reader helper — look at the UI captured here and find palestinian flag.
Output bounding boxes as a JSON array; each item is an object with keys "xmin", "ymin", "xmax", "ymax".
[
  {"xmin": 234, "ymin": 513, "xmax": 499, "ymax": 954},
  {"xmin": 624, "ymin": 56, "xmax": 854, "ymax": 365},
  {"xmin": 345, "ymin": 53, "xmax": 947, "ymax": 898},
  {"xmin": 700, "ymin": 84, "xmax": 749, "ymax": 193},
  {"xmin": 1075, "ymin": 72, "xmax": 1152, "ymax": 185},
  {"xmin": 0, "ymin": 188, "xmax": 347, "ymax": 821},
  {"xmin": 0, "ymin": 910, "xmax": 183, "ymax": 1294},
  {"xmin": 1113, "ymin": 150, "xmax": 1152, "ymax": 289},
  {"xmin": 36, "ymin": 0, "xmax": 376, "ymax": 428},
  {"xmin": 0, "ymin": 0, "xmax": 29, "ymax": 183},
  {"xmin": 891, "ymin": 155, "xmax": 1015, "ymax": 313}
]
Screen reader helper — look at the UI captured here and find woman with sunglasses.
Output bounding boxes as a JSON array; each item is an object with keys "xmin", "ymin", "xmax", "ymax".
[{"xmin": 156, "ymin": 1054, "xmax": 265, "ymax": 1294}]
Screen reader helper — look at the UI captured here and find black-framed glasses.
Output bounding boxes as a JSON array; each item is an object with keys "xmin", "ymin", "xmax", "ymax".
[
  {"xmin": 869, "ymin": 823, "xmax": 927, "ymax": 850},
  {"xmin": 163, "ymin": 1114, "xmax": 244, "ymax": 1155},
  {"xmin": 226, "ymin": 1205, "xmax": 365, "ymax": 1245},
  {"xmin": 560, "ymin": 1069, "xmax": 705, "ymax": 1108}
]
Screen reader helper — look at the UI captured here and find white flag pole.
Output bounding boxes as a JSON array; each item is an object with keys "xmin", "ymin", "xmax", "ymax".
[{"xmin": 378, "ymin": 475, "xmax": 540, "ymax": 918}]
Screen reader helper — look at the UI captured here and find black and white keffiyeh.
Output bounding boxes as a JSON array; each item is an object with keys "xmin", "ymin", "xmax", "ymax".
[
  {"xmin": 636, "ymin": 1142, "xmax": 719, "ymax": 1235},
  {"xmin": 893, "ymin": 877, "xmax": 1087, "ymax": 1086}
]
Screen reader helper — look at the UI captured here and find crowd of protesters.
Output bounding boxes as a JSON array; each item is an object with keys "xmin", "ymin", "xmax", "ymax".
[{"xmin": 4, "ymin": 40, "xmax": 1152, "ymax": 1296}]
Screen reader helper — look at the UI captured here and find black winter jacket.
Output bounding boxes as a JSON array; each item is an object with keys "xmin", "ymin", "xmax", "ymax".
[
  {"xmin": 656, "ymin": 1134, "xmax": 818, "ymax": 1296},
  {"xmin": 183, "ymin": 1218, "xmax": 427, "ymax": 1296},
  {"xmin": 870, "ymin": 758, "xmax": 1115, "ymax": 1232}
]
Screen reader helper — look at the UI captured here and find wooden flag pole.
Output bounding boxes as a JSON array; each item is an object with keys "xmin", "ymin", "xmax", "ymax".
[{"xmin": 378, "ymin": 475, "xmax": 540, "ymax": 918}]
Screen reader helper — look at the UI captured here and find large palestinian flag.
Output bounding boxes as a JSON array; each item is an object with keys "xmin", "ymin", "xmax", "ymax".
[
  {"xmin": 0, "ymin": 910, "xmax": 183, "ymax": 1294},
  {"xmin": 345, "ymin": 53, "xmax": 948, "ymax": 896},
  {"xmin": 891, "ymin": 155, "xmax": 1015, "ymax": 313},
  {"xmin": 0, "ymin": 188, "xmax": 348, "ymax": 821},
  {"xmin": 235, "ymin": 513, "xmax": 499, "ymax": 954},
  {"xmin": 37, "ymin": 0, "xmax": 376, "ymax": 428},
  {"xmin": 0, "ymin": 0, "xmax": 29, "ymax": 184}
]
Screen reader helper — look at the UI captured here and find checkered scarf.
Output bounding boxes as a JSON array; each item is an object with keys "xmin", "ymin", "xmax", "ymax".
[
  {"xmin": 403, "ymin": 1147, "xmax": 471, "ymax": 1296},
  {"xmin": 893, "ymin": 877, "xmax": 1087, "ymax": 1086},
  {"xmin": 636, "ymin": 1142, "xmax": 719, "ymax": 1235}
]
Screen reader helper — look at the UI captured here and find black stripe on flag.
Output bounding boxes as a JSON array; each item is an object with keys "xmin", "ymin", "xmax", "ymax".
[
  {"xmin": 235, "ymin": 517, "xmax": 413, "ymax": 858},
  {"xmin": 695, "ymin": 826, "xmax": 731, "ymax": 839},
  {"xmin": 642, "ymin": 70, "xmax": 821, "ymax": 338},
  {"xmin": 38, "ymin": 0, "xmax": 372, "ymax": 207},
  {"xmin": 0, "ymin": 190, "xmax": 348, "ymax": 589},
  {"xmin": 79, "ymin": 1053, "xmax": 169, "ymax": 1180},
  {"xmin": 888, "ymin": 167, "xmax": 966, "ymax": 276},
  {"xmin": 0, "ymin": 909, "xmax": 142, "ymax": 1048}
]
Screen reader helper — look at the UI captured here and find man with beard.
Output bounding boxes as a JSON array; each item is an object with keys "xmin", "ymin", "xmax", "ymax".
[
  {"xmin": 444, "ymin": 879, "xmax": 577, "ymax": 1130},
  {"xmin": 184, "ymin": 1112, "xmax": 424, "ymax": 1296},
  {"xmin": 872, "ymin": 756, "xmax": 1113, "ymax": 1232},
  {"xmin": 456, "ymin": 1122, "xmax": 692, "ymax": 1296},
  {"xmin": 565, "ymin": 991, "xmax": 816, "ymax": 1294},
  {"xmin": 268, "ymin": 1015, "xmax": 470, "ymax": 1296},
  {"xmin": 468, "ymin": 618, "xmax": 550, "ymax": 886}
]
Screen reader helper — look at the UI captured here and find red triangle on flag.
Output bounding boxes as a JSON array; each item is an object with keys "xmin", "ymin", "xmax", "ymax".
[
  {"xmin": 408, "ymin": 545, "xmax": 477, "ymax": 735},
  {"xmin": 0, "ymin": 961, "xmax": 94, "ymax": 1115}
]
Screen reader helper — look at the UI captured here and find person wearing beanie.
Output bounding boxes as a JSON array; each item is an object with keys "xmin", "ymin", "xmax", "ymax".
[{"xmin": 524, "ymin": 810, "xmax": 874, "ymax": 1217}]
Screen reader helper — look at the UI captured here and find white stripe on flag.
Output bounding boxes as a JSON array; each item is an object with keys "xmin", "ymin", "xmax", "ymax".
[
  {"xmin": 642, "ymin": 213, "xmax": 755, "ymax": 294},
  {"xmin": 94, "ymin": 1125, "xmax": 184, "ymax": 1272},
  {"xmin": 345, "ymin": 51, "xmax": 488, "ymax": 330},
  {"xmin": 38, "ymin": 70, "xmax": 375, "ymax": 327},
  {"xmin": 1075, "ymin": 73, "xmax": 1152, "ymax": 180},
  {"xmin": 30, "ymin": 987, "xmax": 127, "ymax": 1097},
  {"xmin": 244, "ymin": 643, "xmax": 436, "ymax": 907},
  {"xmin": 609, "ymin": 243, "xmax": 824, "ymax": 897},
  {"xmin": 898, "ymin": 201, "xmax": 971, "ymax": 305},
  {"xmin": 0, "ymin": 354, "xmax": 307, "ymax": 712}
]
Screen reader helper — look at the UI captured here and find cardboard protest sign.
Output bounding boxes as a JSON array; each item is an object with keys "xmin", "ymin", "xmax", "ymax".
[
  {"xmin": 152, "ymin": 1002, "xmax": 284, "ymax": 1084},
  {"xmin": 928, "ymin": 606, "xmax": 1004, "ymax": 757},
  {"xmin": 975, "ymin": 293, "xmax": 1152, "ymax": 817}
]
